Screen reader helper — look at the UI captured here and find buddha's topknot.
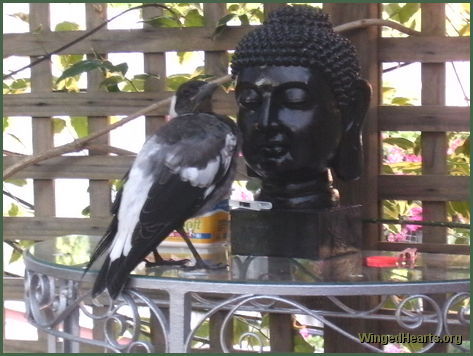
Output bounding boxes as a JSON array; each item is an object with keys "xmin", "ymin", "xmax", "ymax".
[{"xmin": 231, "ymin": 5, "xmax": 361, "ymax": 108}]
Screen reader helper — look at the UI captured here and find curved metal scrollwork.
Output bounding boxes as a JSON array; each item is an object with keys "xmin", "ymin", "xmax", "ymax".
[
  {"xmin": 24, "ymin": 270, "xmax": 169, "ymax": 353},
  {"xmin": 184, "ymin": 293, "xmax": 469, "ymax": 353},
  {"xmin": 25, "ymin": 268, "xmax": 469, "ymax": 354},
  {"xmin": 443, "ymin": 292, "xmax": 470, "ymax": 352}
]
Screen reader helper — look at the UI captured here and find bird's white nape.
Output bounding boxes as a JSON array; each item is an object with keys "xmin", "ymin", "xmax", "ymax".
[{"xmin": 168, "ymin": 95, "xmax": 178, "ymax": 119}]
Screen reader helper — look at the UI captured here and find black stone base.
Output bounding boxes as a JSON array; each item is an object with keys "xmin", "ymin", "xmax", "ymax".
[{"xmin": 230, "ymin": 205, "xmax": 362, "ymax": 259}]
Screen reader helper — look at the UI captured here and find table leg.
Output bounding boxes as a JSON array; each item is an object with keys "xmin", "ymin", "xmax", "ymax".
[
  {"xmin": 168, "ymin": 291, "xmax": 191, "ymax": 353},
  {"xmin": 62, "ymin": 281, "xmax": 80, "ymax": 353}
]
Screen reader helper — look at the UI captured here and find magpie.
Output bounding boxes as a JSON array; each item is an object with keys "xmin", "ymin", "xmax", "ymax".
[{"xmin": 85, "ymin": 80, "xmax": 240, "ymax": 299}]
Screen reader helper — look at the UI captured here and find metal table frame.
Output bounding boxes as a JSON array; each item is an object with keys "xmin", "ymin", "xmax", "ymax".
[{"xmin": 24, "ymin": 249, "xmax": 470, "ymax": 353}]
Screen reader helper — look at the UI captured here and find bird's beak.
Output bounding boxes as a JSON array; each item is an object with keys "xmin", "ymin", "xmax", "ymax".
[{"xmin": 191, "ymin": 82, "xmax": 219, "ymax": 111}]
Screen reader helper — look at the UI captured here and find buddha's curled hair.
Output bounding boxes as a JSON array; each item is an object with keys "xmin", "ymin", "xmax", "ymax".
[{"xmin": 231, "ymin": 5, "xmax": 361, "ymax": 108}]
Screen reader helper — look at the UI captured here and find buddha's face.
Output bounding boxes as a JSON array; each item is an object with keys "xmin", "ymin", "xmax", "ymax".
[{"xmin": 236, "ymin": 66, "xmax": 343, "ymax": 181}]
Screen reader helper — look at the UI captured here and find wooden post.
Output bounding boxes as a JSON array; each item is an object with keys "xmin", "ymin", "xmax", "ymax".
[
  {"xmin": 143, "ymin": 5, "xmax": 167, "ymax": 136},
  {"xmin": 29, "ymin": 4, "xmax": 56, "ymax": 351},
  {"xmin": 202, "ymin": 4, "xmax": 235, "ymax": 352},
  {"xmin": 30, "ymin": 3, "xmax": 55, "ymax": 219},
  {"xmin": 421, "ymin": 4, "xmax": 448, "ymax": 244},
  {"xmin": 86, "ymin": 3, "xmax": 111, "ymax": 220},
  {"xmin": 324, "ymin": 3, "xmax": 381, "ymax": 250},
  {"xmin": 84, "ymin": 4, "xmax": 111, "ymax": 353},
  {"xmin": 323, "ymin": 3, "xmax": 381, "ymax": 353}
]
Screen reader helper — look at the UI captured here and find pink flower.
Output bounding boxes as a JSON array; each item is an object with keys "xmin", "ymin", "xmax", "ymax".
[
  {"xmin": 384, "ymin": 343, "xmax": 409, "ymax": 353},
  {"xmin": 388, "ymin": 232, "xmax": 408, "ymax": 242},
  {"xmin": 386, "ymin": 146, "xmax": 404, "ymax": 163},
  {"xmin": 448, "ymin": 138, "xmax": 464, "ymax": 155},
  {"xmin": 406, "ymin": 206, "xmax": 422, "ymax": 232},
  {"xmin": 299, "ymin": 328, "xmax": 309, "ymax": 338},
  {"xmin": 404, "ymin": 154, "xmax": 421, "ymax": 162}
]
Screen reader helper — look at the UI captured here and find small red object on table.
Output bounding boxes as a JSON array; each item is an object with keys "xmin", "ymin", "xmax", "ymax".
[
  {"xmin": 365, "ymin": 248, "xmax": 419, "ymax": 268},
  {"xmin": 365, "ymin": 256, "xmax": 398, "ymax": 268}
]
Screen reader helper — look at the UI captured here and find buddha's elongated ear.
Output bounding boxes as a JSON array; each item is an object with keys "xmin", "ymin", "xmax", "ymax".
[{"xmin": 331, "ymin": 79, "xmax": 372, "ymax": 181}]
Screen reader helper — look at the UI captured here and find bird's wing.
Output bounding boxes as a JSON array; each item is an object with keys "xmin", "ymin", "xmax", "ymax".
[
  {"xmin": 82, "ymin": 170, "xmax": 129, "ymax": 278},
  {"xmin": 93, "ymin": 114, "xmax": 238, "ymax": 297}
]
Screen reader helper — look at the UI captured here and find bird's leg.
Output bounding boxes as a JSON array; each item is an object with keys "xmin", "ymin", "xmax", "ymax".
[
  {"xmin": 176, "ymin": 227, "xmax": 226, "ymax": 270},
  {"xmin": 145, "ymin": 248, "xmax": 190, "ymax": 267}
]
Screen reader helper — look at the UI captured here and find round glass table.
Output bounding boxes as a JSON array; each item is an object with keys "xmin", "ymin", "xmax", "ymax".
[{"xmin": 24, "ymin": 235, "xmax": 470, "ymax": 353}]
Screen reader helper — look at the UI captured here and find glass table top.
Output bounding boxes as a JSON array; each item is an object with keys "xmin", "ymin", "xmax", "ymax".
[{"xmin": 26, "ymin": 235, "xmax": 470, "ymax": 286}]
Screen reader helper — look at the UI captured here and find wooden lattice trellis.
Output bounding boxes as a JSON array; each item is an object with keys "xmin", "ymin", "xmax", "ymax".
[{"xmin": 3, "ymin": 2, "xmax": 470, "ymax": 353}]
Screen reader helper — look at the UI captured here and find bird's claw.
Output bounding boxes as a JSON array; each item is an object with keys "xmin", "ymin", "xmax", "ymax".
[{"xmin": 145, "ymin": 258, "xmax": 190, "ymax": 268}]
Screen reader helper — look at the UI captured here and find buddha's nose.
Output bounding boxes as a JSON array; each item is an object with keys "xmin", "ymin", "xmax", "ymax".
[{"xmin": 259, "ymin": 94, "xmax": 276, "ymax": 129}]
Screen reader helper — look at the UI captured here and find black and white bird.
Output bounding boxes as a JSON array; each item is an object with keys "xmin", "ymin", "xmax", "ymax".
[{"xmin": 85, "ymin": 80, "xmax": 240, "ymax": 299}]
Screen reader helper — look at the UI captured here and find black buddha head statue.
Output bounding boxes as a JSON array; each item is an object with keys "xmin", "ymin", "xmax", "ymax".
[{"xmin": 232, "ymin": 5, "xmax": 371, "ymax": 209}]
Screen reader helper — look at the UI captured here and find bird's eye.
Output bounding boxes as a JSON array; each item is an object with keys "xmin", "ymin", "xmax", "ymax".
[
  {"xmin": 237, "ymin": 88, "xmax": 261, "ymax": 109},
  {"xmin": 281, "ymin": 87, "xmax": 310, "ymax": 108}
]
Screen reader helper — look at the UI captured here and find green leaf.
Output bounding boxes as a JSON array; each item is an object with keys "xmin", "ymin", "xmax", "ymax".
[
  {"xmin": 59, "ymin": 54, "xmax": 84, "ymax": 69},
  {"xmin": 459, "ymin": 23, "xmax": 470, "ymax": 36},
  {"xmin": 449, "ymin": 201, "xmax": 470, "ymax": 219},
  {"xmin": 112, "ymin": 63, "xmax": 128, "ymax": 76},
  {"xmin": 249, "ymin": 8, "xmax": 264, "ymax": 23},
  {"xmin": 112, "ymin": 179, "xmax": 125, "ymax": 192},
  {"xmin": 456, "ymin": 136, "xmax": 470, "ymax": 156},
  {"xmin": 100, "ymin": 76, "xmax": 124, "ymax": 92},
  {"xmin": 239, "ymin": 14, "xmax": 250, "ymax": 26},
  {"xmin": 294, "ymin": 333, "xmax": 315, "ymax": 353},
  {"xmin": 213, "ymin": 13, "xmax": 237, "ymax": 38},
  {"xmin": 233, "ymin": 318, "xmax": 250, "ymax": 342},
  {"xmin": 9, "ymin": 249, "xmax": 23, "ymax": 264},
  {"xmin": 7, "ymin": 132, "xmax": 24, "ymax": 145},
  {"xmin": 99, "ymin": 61, "xmax": 128, "ymax": 76},
  {"xmin": 413, "ymin": 135, "xmax": 421, "ymax": 155},
  {"xmin": 166, "ymin": 74, "xmax": 191, "ymax": 91},
  {"xmin": 55, "ymin": 21, "xmax": 79, "ymax": 32},
  {"xmin": 56, "ymin": 59, "xmax": 103, "ymax": 83},
  {"xmin": 52, "ymin": 118, "xmax": 67, "ymax": 134},
  {"xmin": 246, "ymin": 177, "xmax": 262, "ymax": 193},
  {"xmin": 10, "ymin": 78, "xmax": 30, "ymax": 91},
  {"xmin": 9, "ymin": 13, "xmax": 29, "ymax": 23},
  {"xmin": 382, "ymin": 164, "xmax": 395, "ymax": 174},
  {"xmin": 217, "ymin": 13, "xmax": 237, "ymax": 27},
  {"xmin": 387, "ymin": 161, "xmax": 422, "ymax": 174},
  {"xmin": 71, "ymin": 116, "xmax": 89, "ymax": 138},
  {"xmin": 8, "ymin": 203, "xmax": 20, "ymax": 216},
  {"xmin": 382, "ymin": 86, "xmax": 396, "ymax": 94},
  {"xmin": 391, "ymin": 97, "xmax": 413, "ymax": 106},
  {"xmin": 184, "ymin": 9, "xmax": 204, "ymax": 27},
  {"xmin": 3, "ymin": 117, "xmax": 10, "ymax": 132},
  {"xmin": 122, "ymin": 74, "xmax": 157, "ymax": 92},
  {"xmin": 81, "ymin": 206, "xmax": 90, "ymax": 217},
  {"xmin": 383, "ymin": 200, "xmax": 401, "ymax": 220},
  {"xmin": 385, "ymin": 3, "xmax": 402, "ymax": 20},
  {"xmin": 8, "ymin": 241, "xmax": 34, "ymax": 264},
  {"xmin": 383, "ymin": 137, "xmax": 414, "ymax": 150},
  {"xmin": 228, "ymin": 4, "xmax": 239, "ymax": 12},
  {"xmin": 5, "ymin": 179, "xmax": 27, "ymax": 187},
  {"xmin": 397, "ymin": 3, "xmax": 420, "ymax": 24},
  {"xmin": 143, "ymin": 16, "xmax": 181, "ymax": 28}
]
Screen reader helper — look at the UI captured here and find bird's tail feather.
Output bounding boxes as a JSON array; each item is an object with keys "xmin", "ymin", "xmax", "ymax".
[
  {"xmin": 91, "ymin": 254, "xmax": 128, "ymax": 299},
  {"xmin": 82, "ymin": 216, "xmax": 118, "ymax": 279},
  {"xmin": 105, "ymin": 257, "xmax": 134, "ymax": 299}
]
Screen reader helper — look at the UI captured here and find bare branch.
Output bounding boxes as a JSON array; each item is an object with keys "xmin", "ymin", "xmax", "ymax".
[
  {"xmin": 3, "ymin": 74, "xmax": 233, "ymax": 180},
  {"xmin": 85, "ymin": 144, "xmax": 135, "ymax": 156},
  {"xmin": 334, "ymin": 19, "xmax": 421, "ymax": 36},
  {"xmin": 3, "ymin": 4, "xmax": 174, "ymax": 80}
]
